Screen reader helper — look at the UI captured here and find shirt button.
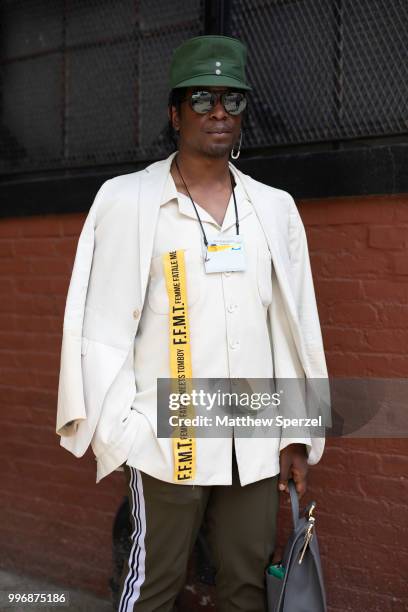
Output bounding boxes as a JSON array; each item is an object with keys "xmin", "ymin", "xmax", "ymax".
[
  {"xmin": 227, "ymin": 304, "xmax": 237, "ymax": 313},
  {"xmin": 223, "ymin": 271, "xmax": 232, "ymax": 277},
  {"xmin": 133, "ymin": 309, "xmax": 140, "ymax": 320},
  {"xmin": 229, "ymin": 340, "xmax": 240, "ymax": 350}
]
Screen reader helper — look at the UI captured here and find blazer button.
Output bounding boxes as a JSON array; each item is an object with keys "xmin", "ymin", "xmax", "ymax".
[{"xmin": 133, "ymin": 309, "xmax": 140, "ymax": 320}]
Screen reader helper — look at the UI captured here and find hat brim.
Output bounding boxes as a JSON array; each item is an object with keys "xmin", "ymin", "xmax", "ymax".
[{"xmin": 172, "ymin": 74, "xmax": 252, "ymax": 91}]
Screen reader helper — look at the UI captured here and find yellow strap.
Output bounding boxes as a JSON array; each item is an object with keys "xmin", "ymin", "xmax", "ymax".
[{"xmin": 162, "ymin": 250, "xmax": 196, "ymax": 482}]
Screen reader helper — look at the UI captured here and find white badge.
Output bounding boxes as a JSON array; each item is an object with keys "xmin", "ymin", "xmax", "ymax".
[{"xmin": 204, "ymin": 235, "xmax": 246, "ymax": 273}]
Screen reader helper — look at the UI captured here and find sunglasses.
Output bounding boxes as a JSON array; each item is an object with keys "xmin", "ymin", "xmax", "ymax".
[{"xmin": 182, "ymin": 90, "xmax": 247, "ymax": 116}]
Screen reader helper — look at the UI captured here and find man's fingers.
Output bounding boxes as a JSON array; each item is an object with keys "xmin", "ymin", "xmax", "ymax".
[
  {"xmin": 279, "ymin": 444, "xmax": 309, "ymax": 496},
  {"xmin": 279, "ymin": 466, "xmax": 308, "ymax": 497},
  {"xmin": 291, "ymin": 469, "xmax": 308, "ymax": 499},
  {"xmin": 278, "ymin": 480, "xmax": 288, "ymax": 493},
  {"xmin": 278, "ymin": 455, "xmax": 291, "ymax": 493},
  {"xmin": 295, "ymin": 478, "xmax": 307, "ymax": 499},
  {"xmin": 278, "ymin": 453, "xmax": 292, "ymax": 493},
  {"xmin": 271, "ymin": 547, "xmax": 283, "ymax": 564}
]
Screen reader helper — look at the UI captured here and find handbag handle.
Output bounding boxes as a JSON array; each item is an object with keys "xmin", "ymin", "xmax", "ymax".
[
  {"xmin": 288, "ymin": 478, "xmax": 317, "ymax": 530},
  {"xmin": 287, "ymin": 478, "xmax": 300, "ymax": 528}
]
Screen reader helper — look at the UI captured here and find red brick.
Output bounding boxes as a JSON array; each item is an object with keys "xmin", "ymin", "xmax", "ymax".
[
  {"xmin": 359, "ymin": 473, "xmax": 408, "ymax": 501},
  {"xmin": 0, "ymin": 218, "xmax": 23, "ymax": 238},
  {"xmin": 30, "ymin": 257, "xmax": 69, "ymax": 275},
  {"xmin": 33, "ymin": 370, "xmax": 59, "ymax": 388},
  {"xmin": 0, "ymin": 258, "xmax": 29, "ymax": 275},
  {"xmin": 329, "ymin": 584, "xmax": 395, "ymax": 612},
  {"xmin": 0, "ymin": 278, "xmax": 14, "ymax": 293},
  {"xmin": 0, "ymin": 440, "xmax": 65, "ymax": 466},
  {"xmin": 379, "ymin": 454, "xmax": 408, "ymax": 477},
  {"xmin": 331, "ymin": 302, "xmax": 379, "ymax": 325},
  {"xmin": 394, "ymin": 201, "xmax": 408, "ymax": 222},
  {"xmin": 0, "ymin": 472, "xmax": 117, "ymax": 511},
  {"xmin": 308, "ymin": 224, "xmax": 368, "ymax": 251},
  {"xmin": 15, "ymin": 277, "xmax": 69, "ymax": 295},
  {"xmin": 326, "ymin": 352, "xmax": 408, "ymax": 376},
  {"xmin": 0, "ymin": 351, "xmax": 20, "ymax": 368},
  {"xmin": 0, "ymin": 489, "xmax": 105, "ymax": 525},
  {"xmin": 304, "ymin": 196, "xmax": 396, "ymax": 225},
  {"xmin": 11, "ymin": 351, "xmax": 57, "ymax": 370},
  {"xmin": 324, "ymin": 251, "xmax": 390, "ymax": 276},
  {"xmin": 30, "ymin": 294, "xmax": 59, "ymax": 316},
  {"xmin": 378, "ymin": 304, "xmax": 408, "ymax": 328},
  {"xmin": 21, "ymin": 216, "xmax": 61, "ymax": 237},
  {"xmin": 55, "ymin": 294, "xmax": 68, "ymax": 314},
  {"xmin": 13, "ymin": 313, "xmax": 62, "ymax": 333},
  {"xmin": 317, "ymin": 279, "xmax": 364, "ymax": 302},
  {"xmin": 0, "ymin": 313, "xmax": 17, "ymax": 331},
  {"xmin": 365, "ymin": 329, "xmax": 408, "ymax": 353},
  {"xmin": 0, "ymin": 293, "xmax": 32, "ymax": 314},
  {"xmin": 309, "ymin": 252, "xmax": 334, "ymax": 277},
  {"xmin": 13, "ymin": 238, "xmax": 57, "ymax": 257},
  {"xmin": 369, "ymin": 225, "xmax": 408, "ymax": 249},
  {"xmin": 59, "ymin": 214, "xmax": 86, "ymax": 236},
  {"xmin": 0, "ymin": 526, "xmax": 110, "ymax": 574},
  {"xmin": 0, "ymin": 241, "xmax": 15, "ymax": 257},
  {"xmin": 0, "ymin": 331, "xmax": 60, "ymax": 352},
  {"xmin": 0, "ymin": 383, "xmax": 55, "ymax": 406},
  {"xmin": 327, "ymin": 556, "xmax": 407, "ymax": 596},
  {"xmin": 392, "ymin": 252, "xmax": 408, "ymax": 274},
  {"xmin": 54, "ymin": 236, "xmax": 78, "ymax": 257},
  {"xmin": 321, "ymin": 513, "xmax": 406, "ymax": 552},
  {"xmin": 343, "ymin": 438, "xmax": 407, "ymax": 453},
  {"xmin": 363, "ymin": 279, "xmax": 408, "ymax": 302},
  {"xmin": 324, "ymin": 327, "xmax": 366, "ymax": 351}
]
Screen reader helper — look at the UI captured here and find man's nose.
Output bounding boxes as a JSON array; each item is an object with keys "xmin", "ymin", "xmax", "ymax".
[{"xmin": 209, "ymin": 97, "xmax": 227, "ymax": 119}]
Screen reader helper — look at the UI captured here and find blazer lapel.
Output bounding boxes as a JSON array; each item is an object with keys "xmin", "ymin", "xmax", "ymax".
[
  {"xmin": 232, "ymin": 167, "xmax": 299, "ymax": 322},
  {"xmin": 231, "ymin": 166, "xmax": 310, "ymax": 374},
  {"xmin": 138, "ymin": 151, "xmax": 178, "ymax": 301}
]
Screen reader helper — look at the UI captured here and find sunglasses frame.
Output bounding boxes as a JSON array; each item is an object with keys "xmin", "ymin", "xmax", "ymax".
[{"xmin": 181, "ymin": 89, "xmax": 248, "ymax": 116}]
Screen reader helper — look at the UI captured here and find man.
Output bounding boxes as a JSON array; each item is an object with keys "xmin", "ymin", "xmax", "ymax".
[{"xmin": 56, "ymin": 35, "xmax": 330, "ymax": 612}]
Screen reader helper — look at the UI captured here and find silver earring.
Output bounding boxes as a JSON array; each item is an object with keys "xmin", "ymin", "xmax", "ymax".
[{"xmin": 230, "ymin": 131, "xmax": 242, "ymax": 160}]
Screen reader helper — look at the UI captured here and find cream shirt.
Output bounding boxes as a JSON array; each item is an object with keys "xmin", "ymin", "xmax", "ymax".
[{"xmin": 125, "ymin": 168, "xmax": 309, "ymax": 485}]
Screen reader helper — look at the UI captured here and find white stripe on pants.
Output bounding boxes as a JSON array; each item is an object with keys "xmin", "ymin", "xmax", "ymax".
[{"xmin": 118, "ymin": 468, "xmax": 147, "ymax": 612}]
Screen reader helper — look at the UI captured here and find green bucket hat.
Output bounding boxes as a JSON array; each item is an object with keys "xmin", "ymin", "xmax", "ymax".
[{"xmin": 169, "ymin": 35, "xmax": 252, "ymax": 91}]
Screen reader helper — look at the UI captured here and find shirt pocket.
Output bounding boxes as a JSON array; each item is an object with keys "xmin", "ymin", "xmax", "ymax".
[
  {"xmin": 257, "ymin": 248, "xmax": 273, "ymax": 307},
  {"xmin": 147, "ymin": 248, "xmax": 203, "ymax": 315}
]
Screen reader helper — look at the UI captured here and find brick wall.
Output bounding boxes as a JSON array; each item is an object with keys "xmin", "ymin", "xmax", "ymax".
[
  {"xmin": 0, "ymin": 195, "xmax": 407, "ymax": 610},
  {"xmin": 275, "ymin": 194, "xmax": 408, "ymax": 612}
]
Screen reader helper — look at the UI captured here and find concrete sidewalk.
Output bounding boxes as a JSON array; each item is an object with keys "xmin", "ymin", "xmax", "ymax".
[{"xmin": 0, "ymin": 570, "xmax": 113, "ymax": 612}]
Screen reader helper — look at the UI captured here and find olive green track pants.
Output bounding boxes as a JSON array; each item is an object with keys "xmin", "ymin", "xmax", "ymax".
[{"xmin": 116, "ymin": 441, "xmax": 279, "ymax": 612}]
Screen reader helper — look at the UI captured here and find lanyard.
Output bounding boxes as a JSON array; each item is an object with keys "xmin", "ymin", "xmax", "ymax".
[{"xmin": 174, "ymin": 156, "xmax": 239, "ymax": 248}]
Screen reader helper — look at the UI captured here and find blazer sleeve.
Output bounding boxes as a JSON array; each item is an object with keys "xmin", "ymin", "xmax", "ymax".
[
  {"xmin": 283, "ymin": 194, "xmax": 331, "ymax": 464},
  {"xmin": 287, "ymin": 195, "xmax": 329, "ymax": 378},
  {"xmin": 55, "ymin": 181, "xmax": 110, "ymax": 438}
]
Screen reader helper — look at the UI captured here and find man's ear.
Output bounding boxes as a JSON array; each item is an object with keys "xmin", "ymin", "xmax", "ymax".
[{"xmin": 169, "ymin": 105, "xmax": 180, "ymax": 132}]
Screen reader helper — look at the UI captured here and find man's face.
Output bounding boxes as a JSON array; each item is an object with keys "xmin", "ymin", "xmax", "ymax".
[{"xmin": 170, "ymin": 86, "xmax": 244, "ymax": 159}]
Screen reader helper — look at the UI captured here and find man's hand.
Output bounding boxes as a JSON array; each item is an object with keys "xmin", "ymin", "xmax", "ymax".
[{"xmin": 278, "ymin": 443, "xmax": 309, "ymax": 499}]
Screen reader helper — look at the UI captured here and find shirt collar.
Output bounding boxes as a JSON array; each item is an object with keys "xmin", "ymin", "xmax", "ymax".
[
  {"xmin": 160, "ymin": 172, "xmax": 179, "ymax": 207},
  {"xmin": 160, "ymin": 166, "xmax": 252, "ymax": 231}
]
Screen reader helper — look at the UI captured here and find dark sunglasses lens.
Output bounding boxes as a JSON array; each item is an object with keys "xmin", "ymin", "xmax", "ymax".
[
  {"xmin": 190, "ymin": 91, "xmax": 214, "ymax": 114},
  {"xmin": 223, "ymin": 92, "xmax": 247, "ymax": 115}
]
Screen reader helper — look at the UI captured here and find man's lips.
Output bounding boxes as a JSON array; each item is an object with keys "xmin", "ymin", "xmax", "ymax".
[{"xmin": 205, "ymin": 129, "xmax": 232, "ymax": 134}]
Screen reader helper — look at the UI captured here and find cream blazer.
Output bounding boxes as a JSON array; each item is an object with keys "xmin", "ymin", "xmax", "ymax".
[{"xmin": 56, "ymin": 151, "xmax": 331, "ymax": 484}]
